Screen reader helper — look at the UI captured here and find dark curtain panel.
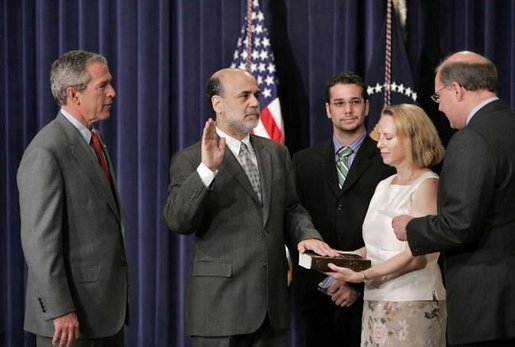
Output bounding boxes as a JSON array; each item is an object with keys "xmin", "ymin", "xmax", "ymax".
[{"xmin": 1, "ymin": 0, "xmax": 514, "ymax": 346}]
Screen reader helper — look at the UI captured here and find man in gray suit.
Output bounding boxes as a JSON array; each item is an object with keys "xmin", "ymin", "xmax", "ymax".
[
  {"xmin": 393, "ymin": 51, "xmax": 515, "ymax": 346},
  {"xmin": 18, "ymin": 50, "xmax": 128, "ymax": 347},
  {"xmin": 163, "ymin": 68, "xmax": 337, "ymax": 346}
]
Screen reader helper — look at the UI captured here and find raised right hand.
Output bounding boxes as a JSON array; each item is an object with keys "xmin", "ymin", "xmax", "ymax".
[{"xmin": 201, "ymin": 118, "xmax": 225, "ymax": 171}]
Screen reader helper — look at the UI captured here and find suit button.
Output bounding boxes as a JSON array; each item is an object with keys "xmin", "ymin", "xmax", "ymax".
[{"xmin": 337, "ymin": 203, "xmax": 343, "ymax": 211}]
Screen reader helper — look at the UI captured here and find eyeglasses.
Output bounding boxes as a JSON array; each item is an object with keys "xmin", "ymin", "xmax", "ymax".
[
  {"xmin": 431, "ymin": 85, "xmax": 450, "ymax": 103},
  {"xmin": 329, "ymin": 99, "xmax": 365, "ymax": 108}
]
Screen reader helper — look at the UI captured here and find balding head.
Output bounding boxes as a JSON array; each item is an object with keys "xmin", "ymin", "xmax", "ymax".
[
  {"xmin": 212, "ymin": 68, "xmax": 254, "ymax": 81},
  {"xmin": 206, "ymin": 68, "xmax": 256, "ymax": 108},
  {"xmin": 444, "ymin": 51, "xmax": 490, "ymax": 65},
  {"xmin": 433, "ymin": 51, "xmax": 498, "ymax": 130},
  {"xmin": 205, "ymin": 68, "xmax": 260, "ymax": 138},
  {"xmin": 436, "ymin": 51, "xmax": 497, "ymax": 93}
]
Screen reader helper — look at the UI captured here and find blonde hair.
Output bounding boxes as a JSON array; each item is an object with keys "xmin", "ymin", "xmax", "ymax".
[{"xmin": 380, "ymin": 104, "xmax": 445, "ymax": 168}]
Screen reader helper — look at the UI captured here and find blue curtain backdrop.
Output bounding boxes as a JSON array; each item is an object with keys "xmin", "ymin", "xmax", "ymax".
[{"xmin": 1, "ymin": 0, "xmax": 514, "ymax": 346}]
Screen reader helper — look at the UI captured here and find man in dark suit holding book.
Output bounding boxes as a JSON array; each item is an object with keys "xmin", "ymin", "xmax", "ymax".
[{"xmin": 292, "ymin": 72, "xmax": 394, "ymax": 347}]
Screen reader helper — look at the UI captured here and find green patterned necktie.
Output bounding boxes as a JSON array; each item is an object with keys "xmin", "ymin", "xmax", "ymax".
[{"xmin": 336, "ymin": 146, "xmax": 353, "ymax": 189}]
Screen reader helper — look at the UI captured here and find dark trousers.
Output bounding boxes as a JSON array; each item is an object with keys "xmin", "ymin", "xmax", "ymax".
[
  {"xmin": 190, "ymin": 316, "xmax": 286, "ymax": 347},
  {"xmin": 36, "ymin": 329, "xmax": 124, "ymax": 347},
  {"xmin": 301, "ymin": 295, "xmax": 363, "ymax": 347}
]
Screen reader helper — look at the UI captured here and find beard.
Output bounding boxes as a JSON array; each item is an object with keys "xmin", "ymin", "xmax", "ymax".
[{"xmin": 229, "ymin": 113, "xmax": 260, "ymax": 135}]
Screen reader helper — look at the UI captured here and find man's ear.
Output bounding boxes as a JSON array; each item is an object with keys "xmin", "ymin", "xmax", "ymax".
[
  {"xmin": 66, "ymin": 87, "xmax": 80, "ymax": 105},
  {"xmin": 212, "ymin": 95, "xmax": 223, "ymax": 114},
  {"xmin": 451, "ymin": 82, "xmax": 465, "ymax": 101}
]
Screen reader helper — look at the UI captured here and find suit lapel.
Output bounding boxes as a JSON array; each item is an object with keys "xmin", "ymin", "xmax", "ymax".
[
  {"xmin": 318, "ymin": 141, "xmax": 341, "ymax": 197},
  {"xmin": 221, "ymin": 145, "xmax": 262, "ymax": 206},
  {"xmin": 252, "ymin": 136, "xmax": 270, "ymax": 224},
  {"xmin": 56, "ymin": 114, "xmax": 121, "ymax": 221},
  {"xmin": 340, "ymin": 136, "xmax": 377, "ymax": 194},
  {"xmin": 94, "ymin": 131, "xmax": 122, "ymax": 211}
]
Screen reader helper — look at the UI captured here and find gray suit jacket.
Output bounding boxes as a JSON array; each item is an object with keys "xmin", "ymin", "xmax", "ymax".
[
  {"xmin": 163, "ymin": 135, "xmax": 322, "ymax": 336},
  {"xmin": 18, "ymin": 113, "xmax": 128, "ymax": 338},
  {"xmin": 407, "ymin": 100, "xmax": 515, "ymax": 344}
]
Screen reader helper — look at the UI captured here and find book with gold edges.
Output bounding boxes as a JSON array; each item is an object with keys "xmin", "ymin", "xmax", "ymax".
[{"xmin": 298, "ymin": 250, "xmax": 371, "ymax": 272}]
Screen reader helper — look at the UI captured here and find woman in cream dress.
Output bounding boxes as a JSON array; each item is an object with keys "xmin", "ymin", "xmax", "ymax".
[{"xmin": 327, "ymin": 104, "xmax": 447, "ymax": 347}]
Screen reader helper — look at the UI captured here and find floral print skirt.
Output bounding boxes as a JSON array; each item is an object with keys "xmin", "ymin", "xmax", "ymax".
[{"xmin": 361, "ymin": 300, "xmax": 446, "ymax": 347}]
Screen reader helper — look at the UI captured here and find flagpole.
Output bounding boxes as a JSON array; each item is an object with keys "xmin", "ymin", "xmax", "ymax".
[
  {"xmin": 384, "ymin": 0, "xmax": 393, "ymax": 107},
  {"xmin": 365, "ymin": 0, "xmax": 415, "ymax": 134},
  {"xmin": 245, "ymin": 0, "xmax": 253, "ymax": 72}
]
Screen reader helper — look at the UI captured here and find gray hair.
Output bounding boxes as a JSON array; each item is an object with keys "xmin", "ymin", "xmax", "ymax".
[
  {"xmin": 438, "ymin": 58, "xmax": 497, "ymax": 93},
  {"xmin": 206, "ymin": 75, "xmax": 223, "ymax": 109},
  {"xmin": 50, "ymin": 50, "xmax": 107, "ymax": 105}
]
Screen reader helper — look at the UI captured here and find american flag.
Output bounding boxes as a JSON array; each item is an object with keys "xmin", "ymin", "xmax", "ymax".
[
  {"xmin": 365, "ymin": 1, "xmax": 417, "ymax": 132},
  {"xmin": 230, "ymin": 0, "xmax": 284, "ymax": 143}
]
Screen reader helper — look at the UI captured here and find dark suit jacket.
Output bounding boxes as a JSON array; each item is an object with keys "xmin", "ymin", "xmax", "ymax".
[
  {"xmin": 291, "ymin": 136, "xmax": 394, "ymax": 312},
  {"xmin": 163, "ymin": 134, "xmax": 322, "ymax": 337},
  {"xmin": 17, "ymin": 113, "xmax": 128, "ymax": 338},
  {"xmin": 408, "ymin": 99, "xmax": 515, "ymax": 344}
]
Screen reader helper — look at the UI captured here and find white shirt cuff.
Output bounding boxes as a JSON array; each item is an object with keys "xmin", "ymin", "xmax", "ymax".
[{"xmin": 197, "ymin": 163, "xmax": 218, "ymax": 187}]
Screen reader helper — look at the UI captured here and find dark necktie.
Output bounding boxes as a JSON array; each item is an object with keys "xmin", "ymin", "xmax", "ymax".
[
  {"xmin": 336, "ymin": 146, "xmax": 353, "ymax": 189},
  {"xmin": 239, "ymin": 142, "xmax": 262, "ymax": 202},
  {"xmin": 90, "ymin": 131, "xmax": 113, "ymax": 187}
]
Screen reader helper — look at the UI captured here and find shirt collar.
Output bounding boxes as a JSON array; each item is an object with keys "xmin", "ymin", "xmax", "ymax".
[
  {"xmin": 60, "ymin": 108, "xmax": 94, "ymax": 144},
  {"xmin": 215, "ymin": 128, "xmax": 252, "ymax": 157},
  {"xmin": 466, "ymin": 96, "xmax": 499, "ymax": 125},
  {"xmin": 333, "ymin": 130, "xmax": 366, "ymax": 156}
]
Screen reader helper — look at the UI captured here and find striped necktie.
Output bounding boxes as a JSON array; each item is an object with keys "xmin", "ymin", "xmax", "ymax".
[
  {"xmin": 239, "ymin": 142, "xmax": 262, "ymax": 202},
  {"xmin": 336, "ymin": 146, "xmax": 353, "ymax": 189}
]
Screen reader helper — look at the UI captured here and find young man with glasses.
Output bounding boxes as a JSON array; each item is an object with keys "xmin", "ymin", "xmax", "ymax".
[{"xmin": 291, "ymin": 72, "xmax": 394, "ymax": 347}]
